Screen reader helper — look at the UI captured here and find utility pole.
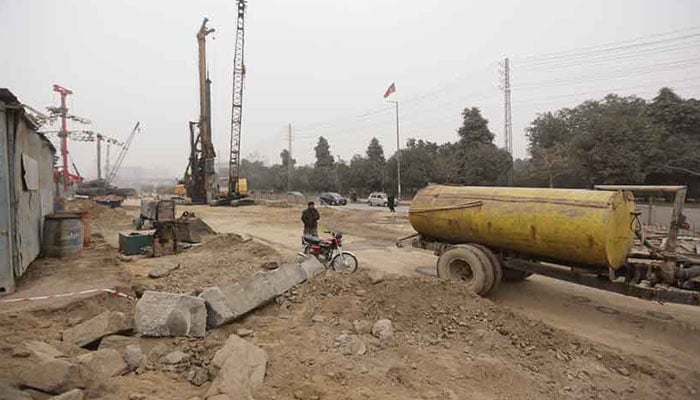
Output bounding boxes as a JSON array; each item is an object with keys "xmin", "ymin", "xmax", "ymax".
[
  {"xmin": 287, "ymin": 123, "xmax": 293, "ymax": 191},
  {"xmin": 96, "ymin": 134, "xmax": 102, "ymax": 180},
  {"xmin": 502, "ymin": 57, "xmax": 513, "ymax": 185},
  {"xmin": 52, "ymin": 84, "xmax": 73, "ymax": 192},
  {"xmin": 386, "ymin": 100, "xmax": 401, "ymax": 201}
]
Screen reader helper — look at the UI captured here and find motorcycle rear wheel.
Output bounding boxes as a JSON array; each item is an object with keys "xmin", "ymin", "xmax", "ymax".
[{"xmin": 330, "ymin": 252, "xmax": 358, "ymax": 273}]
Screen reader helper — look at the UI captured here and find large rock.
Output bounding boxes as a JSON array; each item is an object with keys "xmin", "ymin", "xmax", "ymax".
[
  {"xmin": 134, "ymin": 291, "xmax": 206, "ymax": 337},
  {"xmin": 206, "ymin": 335, "xmax": 268, "ymax": 399},
  {"xmin": 19, "ymin": 358, "xmax": 90, "ymax": 394},
  {"xmin": 200, "ymin": 263, "xmax": 307, "ymax": 328},
  {"xmin": 76, "ymin": 349, "xmax": 128, "ymax": 378},
  {"xmin": 62, "ymin": 311, "xmax": 132, "ymax": 347},
  {"xmin": 0, "ymin": 382, "xmax": 32, "ymax": 400},
  {"xmin": 48, "ymin": 389, "xmax": 84, "ymax": 400}
]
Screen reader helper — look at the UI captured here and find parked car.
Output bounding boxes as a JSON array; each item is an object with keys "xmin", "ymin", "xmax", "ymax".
[
  {"xmin": 367, "ymin": 192, "xmax": 389, "ymax": 207},
  {"xmin": 286, "ymin": 191, "xmax": 305, "ymax": 197},
  {"xmin": 367, "ymin": 192, "xmax": 398, "ymax": 207},
  {"xmin": 320, "ymin": 192, "xmax": 347, "ymax": 206}
]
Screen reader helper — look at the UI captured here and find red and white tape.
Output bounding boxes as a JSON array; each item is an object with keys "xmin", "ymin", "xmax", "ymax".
[{"xmin": 0, "ymin": 288, "xmax": 136, "ymax": 303}]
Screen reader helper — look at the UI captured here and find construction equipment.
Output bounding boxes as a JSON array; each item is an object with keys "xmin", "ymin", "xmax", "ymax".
[
  {"xmin": 399, "ymin": 184, "xmax": 700, "ymax": 305},
  {"xmin": 105, "ymin": 121, "xmax": 140, "ymax": 184},
  {"xmin": 184, "ymin": 18, "xmax": 218, "ymax": 204},
  {"xmin": 228, "ymin": 0, "xmax": 247, "ymax": 198}
]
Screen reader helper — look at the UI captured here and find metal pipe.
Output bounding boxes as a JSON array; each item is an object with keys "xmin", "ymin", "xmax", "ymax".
[{"xmin": 594, "ymin": 185, "xmax": 686, "ymax": 193}]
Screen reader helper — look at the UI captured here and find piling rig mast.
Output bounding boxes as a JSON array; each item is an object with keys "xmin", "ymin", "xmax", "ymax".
[
  {"xmin": 228, "ymin": 0, "xmax": 246, "ymax": 198},
  {"xmin": 185, "ymin": 18, "xmax": 217, "ymax": 204}
]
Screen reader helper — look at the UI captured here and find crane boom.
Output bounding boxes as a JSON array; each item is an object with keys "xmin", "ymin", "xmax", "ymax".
[
  {"xmin": 106, "ymin": 122, "xmax": 140, "ymax": 184},
  {"xmin": 228, "ymin": 0, "xmax": 246, "ymax": 197}
]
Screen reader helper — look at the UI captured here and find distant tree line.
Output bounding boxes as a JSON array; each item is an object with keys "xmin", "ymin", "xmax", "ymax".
[
  {"xmin": 240, "ymin": 107, "xmax": 511, "ymax": 197},
  {"xmin": 514, "ymin": 88, "xmax": 700, "ymax": 197},
  {"xmin": 239, "ymin": 87, "xmax": 700, "ymax": 199}
]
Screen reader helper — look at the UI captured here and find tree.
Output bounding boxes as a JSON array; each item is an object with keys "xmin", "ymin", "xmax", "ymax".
[
  {"xmin": 314, "ymin": 136, "xmax": 334, "ymax": 169},
  {"xmin": 280, "ymin": 149, "xmax": 296, "ymax": 169},
  {"xmin": 365, "ymin": 137, "xmax": 386, "ymax": 191},
  {"xmin": 312, "ymin": 136, "xmax": 336, "ymax": 192},
  {"xmin": 452, "ymin": 107, "xmax": 511, "ymax": 184},
  {"xmin": 457, "ymin": 107, "xmax": 495, "ymax": 144}
]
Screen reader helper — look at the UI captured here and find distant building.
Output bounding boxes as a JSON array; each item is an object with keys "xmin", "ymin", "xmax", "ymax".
[{"xmin": 0, "ymin": 89, "xmax": 56, "ymax": 294}]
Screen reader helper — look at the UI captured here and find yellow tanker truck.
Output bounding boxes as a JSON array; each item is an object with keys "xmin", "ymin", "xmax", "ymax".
[{"xmin": 399, "ymin": 185, "xmax": 700, "ymax": 305}]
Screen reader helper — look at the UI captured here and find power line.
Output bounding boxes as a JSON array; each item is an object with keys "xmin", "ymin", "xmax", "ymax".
[{"xmin": 514, "ymin": 26, "xmax": 700, "ymax": 63}]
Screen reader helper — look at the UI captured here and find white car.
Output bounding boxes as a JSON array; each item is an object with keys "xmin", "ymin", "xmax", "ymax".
[{"xmin": 367, "ymin": 192, "xmax": 390, "ymax": 207}]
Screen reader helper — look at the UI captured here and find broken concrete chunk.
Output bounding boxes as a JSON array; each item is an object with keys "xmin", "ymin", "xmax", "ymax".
[
  {"xmin": 235, "ymin": 328, "xmax": 254, "ymax": 337},
  {"xmin": 62, "ymin": 311, "xmax": 132, "ymax": 347},
  {"xmin": 76, "ymin": 348, "xmax": 128, "ymax": 378},
  {"xmin": 134, "ymin": 291, "xmax": 206, "ymax": 337},
  {"xmin": 160, "ymin": 350, "xmax": 189, "ymax": 365},
  {"xmin": 148, "ymin": 263, "xmax": 181, "ymax": 279},
  {"xmin": 0, "ymin": 381, "xmax": 33, "ymax": 400},
  {"xmin": 372, "ymin": 319, "xmax": 393, "ymax": 340},
  {"xmin": 25, "ymin": 341, "xmax": 64, "ymax": 360},
  {"xmin": 20, "ymin": 358, "xmax": 89, "ymax": 394},
  {"xmin": 187, "ymin": 367, "xmax": 209, "ymax": 386},
  {"xmin": 200, "ymin": 263, "xmax": 307, "ymax": 329},
  {"xmin": 48, "ymin": 389, "xmax": 84, "ymax": 400},
  {"xmin": 206, "ymin": 335, "xmax": 268, "ymax": 399},
  {"xmin": 123, "ymin": 345, "xmax": 146, "ymax": 371},
  {"xmin": 97, "ymin": 335, "xmax": 141, "ymax": 351},
  {"xmin": 299, "ymin": 256, "xmax": 325, "ymax": 280}
]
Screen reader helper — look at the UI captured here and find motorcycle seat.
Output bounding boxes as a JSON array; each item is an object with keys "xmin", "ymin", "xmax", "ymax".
[{"xmin": 303, "ymin": 235, "xmax": 323, "ymax": 244}]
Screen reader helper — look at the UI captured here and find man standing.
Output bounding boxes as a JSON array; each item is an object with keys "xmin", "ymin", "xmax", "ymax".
[
  {"xmin": 387, "ymin": 194, "xmax": 396, "ymax": 213},
  {"xmin": 301, "ymin": 201, "xmax": 320, "ymax": 237}
]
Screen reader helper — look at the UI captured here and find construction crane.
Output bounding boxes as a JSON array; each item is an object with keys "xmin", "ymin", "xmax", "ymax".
[
  {"xmin": 41, "ymin": 130, "xmax": 123, "ymax": 179},
  {"xmin": 105, "ymin": 122, "xmax": 140, "ymax": 184},
  {"xmin": 228, "ymin": 0, "xmax": 247, "ymax": 198},
  {"xmin": 185, "ymin": 18, "xmax": 217, "ymax": 204}
]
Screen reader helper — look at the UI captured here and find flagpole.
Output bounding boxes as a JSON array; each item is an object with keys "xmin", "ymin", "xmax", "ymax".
[{"xmin": 386, "ymin": 99, "xmax": 401, "ymax": 202}]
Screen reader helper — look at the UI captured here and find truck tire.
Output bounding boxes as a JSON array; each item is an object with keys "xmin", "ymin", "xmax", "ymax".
[
  {"xmin": 436, "ymin": 246, "xmax": 490, "ymax": 295},
  {"xmin": 502, "ymin": 268, "xmax": 532, "ymax": 282},
  {"xmin": 469, "ymin": 244, "xmax": 503, "ymax": 293}
]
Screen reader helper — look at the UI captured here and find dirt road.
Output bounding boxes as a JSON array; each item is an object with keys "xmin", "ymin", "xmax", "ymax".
[{"xmin": 188, "ymin": 204, "xmax": 700, "ymax": 381}]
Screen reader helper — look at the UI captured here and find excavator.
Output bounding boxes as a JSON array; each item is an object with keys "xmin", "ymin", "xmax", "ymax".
[{"xmin": 184, "ymin": 1, "xmax": 249, "ymax": 205}]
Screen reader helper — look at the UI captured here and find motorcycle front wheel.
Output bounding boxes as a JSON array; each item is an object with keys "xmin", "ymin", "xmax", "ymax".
[{"xmin": 330, "ymin": 252, "xmax": 358, "ymax": 273}]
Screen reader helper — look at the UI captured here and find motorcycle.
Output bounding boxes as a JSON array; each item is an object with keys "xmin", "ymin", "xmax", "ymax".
[{"xmin": 301, "ymin": 230, "xmax": 358, "ymax": 273}]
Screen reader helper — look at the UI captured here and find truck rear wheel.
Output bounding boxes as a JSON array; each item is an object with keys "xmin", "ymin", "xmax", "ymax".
[
  {"xmin": 436, "ymin": 246, "xmax": 491, "ymax": 295},
  {"xmin": 469, "ymin": 244, "xmax": 503, "ymax": 293}
]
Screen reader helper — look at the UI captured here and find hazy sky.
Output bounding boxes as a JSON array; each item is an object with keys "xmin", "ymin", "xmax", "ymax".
[{"xmin": 1, "ymin": 0, "xmax": 699, "ymax": 181}]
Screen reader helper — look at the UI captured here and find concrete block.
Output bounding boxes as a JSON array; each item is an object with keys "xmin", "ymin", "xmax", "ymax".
[
  {"xmin": 206, "ymin": 335, "xmax": 267, "ymax": 399},
  {"xmin": 19, "ymin": 358, "xmax": 90, "ymax": 395},
  {"xmin": 299, "ymin": 256, "xmax": 325, "ymax": 280},
  {"xmin": 62, "ymin": 311, "xmax": 132, "ymax": 347},
  {"xmin": 76, "ymin": 349, "xmax": 127, "ymax": 378},
  {"xmin": 200, "ymin": 263, "xmax": 306, "ymax": 329},
  {"xmin": 134, "ymin": 291, "xmax": 206, "ymax": 337}
]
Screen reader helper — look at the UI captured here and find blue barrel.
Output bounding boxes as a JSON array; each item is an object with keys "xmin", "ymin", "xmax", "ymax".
[{"xmin": 43, "ymin": 214, "xmax": 84, "ymax": 258}]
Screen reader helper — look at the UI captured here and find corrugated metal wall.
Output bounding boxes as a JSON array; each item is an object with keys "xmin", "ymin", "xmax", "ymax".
[{"xmin": 0, "ymin": 90, "xmax": 56, "ymax": 294}]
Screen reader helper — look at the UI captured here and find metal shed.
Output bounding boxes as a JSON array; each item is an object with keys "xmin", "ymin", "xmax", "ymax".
[{"xmin": 0, "ymin": 89, "xmax": 56, "ymax": 294}]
